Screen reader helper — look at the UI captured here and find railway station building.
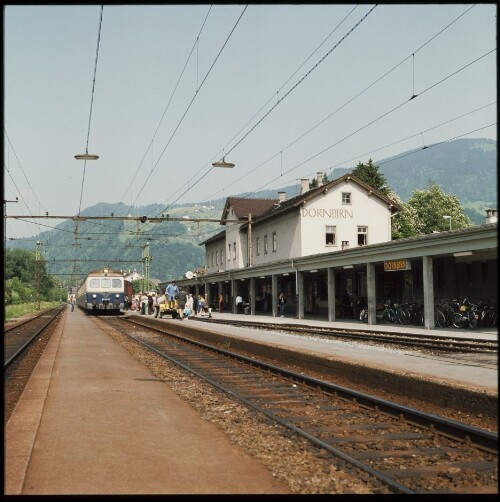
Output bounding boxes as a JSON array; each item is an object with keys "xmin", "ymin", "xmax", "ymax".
[{"xmin": 167, "ymin": 173, "xmax": 497, "ymax": 329}]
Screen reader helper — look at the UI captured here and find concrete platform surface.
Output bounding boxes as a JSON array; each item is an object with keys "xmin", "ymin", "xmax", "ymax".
[{"xmin": 4, "ymin": 308, "xmax": 290, "ymax": 495}]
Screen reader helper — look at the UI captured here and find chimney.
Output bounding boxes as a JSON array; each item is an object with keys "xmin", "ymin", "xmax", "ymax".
[
  {"xmin": 278, "ymin": 191, "xmax": 286, "ymax": 203},
  {"xmin": 300, "ymin": 178, "xmax": 309, "ymax": 194},
  {"xmin": 316, "ymin": 171, "xmax": 324, "ymax": 187},
  {"xmin": 485, "ymin": 209, "xmax": 497, "ymax": 224}
]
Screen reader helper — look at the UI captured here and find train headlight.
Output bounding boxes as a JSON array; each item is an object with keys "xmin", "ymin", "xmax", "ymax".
[
  {"xmin": 92, "ymin": 294, "xmax": 97, "ymax": 298},
  {"xmin": 115, "ymin": 294, "xmax": 120, "ymax": 298}
]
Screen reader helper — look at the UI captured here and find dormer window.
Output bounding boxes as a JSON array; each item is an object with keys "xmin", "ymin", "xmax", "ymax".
[{"xmin": 342, "ymin": 192, "xmax": 351, "ymax": 204}]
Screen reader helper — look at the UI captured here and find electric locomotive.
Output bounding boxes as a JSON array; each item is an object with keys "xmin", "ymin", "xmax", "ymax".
[{"xmin": 76, "ymin": 267, "xmax": 130, "ymax": 314}]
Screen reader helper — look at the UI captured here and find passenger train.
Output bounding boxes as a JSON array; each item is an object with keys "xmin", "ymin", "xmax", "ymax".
[{"xmin": 76, "ymin": 267, "xmax": 132, "ymax": 314}]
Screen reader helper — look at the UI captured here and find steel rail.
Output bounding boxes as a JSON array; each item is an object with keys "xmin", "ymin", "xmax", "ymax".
[
  {"xmin": 196, "ymin": 318, "xmax": 497, "ymax": 353},
  {"xmin": 4, "ymin": 306, "xmax": 65, "ymax": 367}
]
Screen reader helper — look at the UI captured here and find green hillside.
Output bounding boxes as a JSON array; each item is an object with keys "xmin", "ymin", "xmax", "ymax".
[{"xmin": 237, "ymin": 138, "xmax": 497, "ymax": 225}]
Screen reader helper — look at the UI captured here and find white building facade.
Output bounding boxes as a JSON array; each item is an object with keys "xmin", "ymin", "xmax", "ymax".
[{"xmin": 203, "ymin": 173, "xmax": 399, "ymax": 274}]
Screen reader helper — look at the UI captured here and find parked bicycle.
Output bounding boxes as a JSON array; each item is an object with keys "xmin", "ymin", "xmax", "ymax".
[
  {"xmin": 450, "ymin": 297, "xmax": 479, "ymax": 329},
  {"xmin": 359, "ymin": 300, "xmax": 397, "ymax": 324}
]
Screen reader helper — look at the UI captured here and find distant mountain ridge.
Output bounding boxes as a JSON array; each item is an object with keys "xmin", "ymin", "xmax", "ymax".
[
  {"xmin": 222, "ymin": 138, "xmax": 496, "ymax": 224},
  {"xmin": 7, "ymin": 137, "xmax": 497, "ymax": 282}
]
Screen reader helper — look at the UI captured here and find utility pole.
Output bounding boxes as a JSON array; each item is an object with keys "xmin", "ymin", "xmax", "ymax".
[
  {"xmin": 247, "ymin": 213, "xmax": 252, "ymax": 267},
  {"xmin": 142, "ymin": 242, "xmax": 152, "ymax": 292},
  {"xmin": 35, "ymin": 240, "xmax": 42, "ymax": 310}
]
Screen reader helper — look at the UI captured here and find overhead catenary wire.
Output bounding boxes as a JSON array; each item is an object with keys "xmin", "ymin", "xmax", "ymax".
[
  {"xmin": 115, "ymin": 5, "xmax": 213, "ymax": 214},
  {"xmin": 146, "ymin": 4, "xmax": 376, "ymax": 225},
  {"xmin": 77, "ymin": 4, "xmax": 104, "ymax": 217},
  {"xmin": 126, "ymin": 5, "xmax": 248, "ymax": 215},
  {"xmin": 200, "ymin": 4, "xmax": 481, "ymax": 203},
  {"xmin": 101, "ymin": 6, "xmax": 249, "ymax": 262},
  {"xmin": 231, "ymin": 48, "xmax": 497, "ymax": 199}
]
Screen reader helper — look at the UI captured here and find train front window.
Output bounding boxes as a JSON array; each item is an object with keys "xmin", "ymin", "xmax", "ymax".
[
  {"xmin": 90, "ymin": 279, "xmax": 100, "ymax": 288},
  {"xmin": 101, "ymin": 278, "xmax": 111, "ymax": 288},
  {"xmin": 112, "ymin": 279, "xmax": 122, "ymax": 288}
]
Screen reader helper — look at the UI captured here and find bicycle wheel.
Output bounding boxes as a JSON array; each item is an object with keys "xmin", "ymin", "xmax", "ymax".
[
  {"xmin": 452, "ymin": 313, "xmax": 465, "ymax": 328},
  {"xmin": 384, "ymin": 309, "xmax": 397, "ymax": 324},
  {"xmin": 445, "ymin": 309, "xmax": 456, "ymax": 327},
  {"xmin": 468, "ymin": 312, "xmax": 478, "ymax": 329},
  {"xmin": 435, "ymin": 309, "xmax": 446, "ymax": 328},
  {"xmin": 396, "ymin": 308, "xmax": 408, "ymax": 325}
]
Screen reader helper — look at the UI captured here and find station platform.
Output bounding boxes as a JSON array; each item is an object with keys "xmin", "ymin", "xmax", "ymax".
[{"xmin": 4, "ymin": 307, "xmax": 290, "ymax": 495}]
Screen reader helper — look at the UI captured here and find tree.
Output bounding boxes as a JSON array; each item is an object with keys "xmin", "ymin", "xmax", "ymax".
[
  {"xmin": 4, "ymin": 248, "xmax": 66, "ymax": 303},
  {"xmin": 352, "ymin": 159, "xmax": 391, "ymax": 197},
  {"xmin": 392, "ymin": 184, "xmax": 472, "ymax": 239},
  {"xmin": 389, "ymin": 194, "xmax": 419, "ymax": 240}
]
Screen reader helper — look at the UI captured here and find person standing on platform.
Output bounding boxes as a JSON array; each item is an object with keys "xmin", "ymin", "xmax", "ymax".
[
  {"xmin": 193, "ymin": 294, "xmax": 199, "ymax": 316},
  {"xmin": 219, "ymin": 292, "xmax": 224, "ymax": 313},
  {"xmin": 69, "ymin": 295, "xmax": 75, "ymax": 312},
  {"xmin": 124, "ymin": 295, "xmax": 129, "ymax": 311},
  {"xmin": 236, "ymin": 294, "xmax": 243, "ymax": 314},
  {"xmin": 155, "ymin": 291, "xmax": 165, "ymax": 318},
  {"xmin": 278, "ymin": 292, "xmax": 286, "ymax": 317},
  {"xmin": 186, "ymin": 294, "xmax": 194, "ymax": 317},
  {"xmin": 166, "ymin": 280, "xmax": 178, "ymax": 309},
  {"xmin": 177, "ymin": 286, "xmax": 187, "ymax": 320},
  {"xmin": 198, "ymin": 295, "xmax": 206, "ymax": 316}
]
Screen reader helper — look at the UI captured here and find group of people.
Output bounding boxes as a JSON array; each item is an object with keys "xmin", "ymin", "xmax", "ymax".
[
  {"xmin": 152, "ymin": 280, "xmax": 213, "ymax": 320},
  {"xmin": 124, "ymin": 285, "xmax": 291, "ymax": 318}
]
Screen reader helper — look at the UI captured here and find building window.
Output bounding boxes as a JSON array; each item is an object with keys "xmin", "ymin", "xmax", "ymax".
[
  {"xmin": 233, "ymin": 242, "xmax": 236, "ymax": 260},
  {"xmin": 256, "ymin": 237, "xmax": 260, "ymax": 256},
  {"xmin": 211, "ymin": 252, "xmax": 214, "ymax": 267},
  {"xmin": 342, "ymin": 192, "xmax": 351, "ymax": 204},
  {"xmin": 264, "ymin": 235, "xmax": 268, "ymax": 254},
  {"xmin": 358, "ymin": 226, "xmax": 367, "ymax": 245},
  {"xmin": 341, "ymin": 240, "xmax": 349, "ymax": 250},
  {"xmin": 221, "ymin": 249, "xmax": 224, "ymax": 264},
  {"xmin": 206, "ymin": 253, "xmax": 209, "ymax": 267},
  {"xmin": 216, "ymin": 251, "xmax": 219, "ymax": 266},
  {"xmin": 325, "ymin": 226, "xmax": 336, "ymax": 245},
  {"xmin": 272, "ymin": 232, "xmax": 277, "ymax": 252},
  {"xmin": 228, "ymin": 244, "xmax": 231, "ymax": 261}
]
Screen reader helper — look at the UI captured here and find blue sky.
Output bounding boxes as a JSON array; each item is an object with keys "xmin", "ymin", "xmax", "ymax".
[{"xmin": 4, "ymin": 4, "xmax": 497, "ymax": 239}]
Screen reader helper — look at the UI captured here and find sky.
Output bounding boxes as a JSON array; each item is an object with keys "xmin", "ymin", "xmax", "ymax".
[{"xmin": 4, "ymin": 3, "xmax": 497, "ymax": 240}]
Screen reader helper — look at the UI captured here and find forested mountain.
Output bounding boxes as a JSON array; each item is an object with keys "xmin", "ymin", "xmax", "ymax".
[
  {"xmin": 238, "ymin": 138, "xmax": 497, "ymax": 224},
  {"xmin": 6, "ymin": 138, "xmax": 496, "ymax": 284}
]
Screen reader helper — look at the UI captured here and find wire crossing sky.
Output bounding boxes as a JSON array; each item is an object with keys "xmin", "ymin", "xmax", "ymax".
[{"xmin": 4, "ymin": 4, "xmax": 497, "ymax": 241}]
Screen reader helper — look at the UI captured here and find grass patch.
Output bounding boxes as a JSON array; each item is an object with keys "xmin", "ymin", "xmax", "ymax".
[{"xmin": 5, "ymin": 302, "xmax": 64, "ymax": 321}]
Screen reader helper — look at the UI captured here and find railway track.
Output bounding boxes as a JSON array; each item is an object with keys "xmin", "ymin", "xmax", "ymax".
[
  {"xmin": 4, "ymin": 306, "xmax": 65, "ymax": 425},
  {"xmin": 192, "ymin": 317, "xmax": 497, "ymax": 353},
  {"xmin": 103, "ymin": 316, "xmax": 498, "ymax": 494},
  {"xmin": 4, "ymin": 306, "xmax": 65, "ymax": 368}
]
